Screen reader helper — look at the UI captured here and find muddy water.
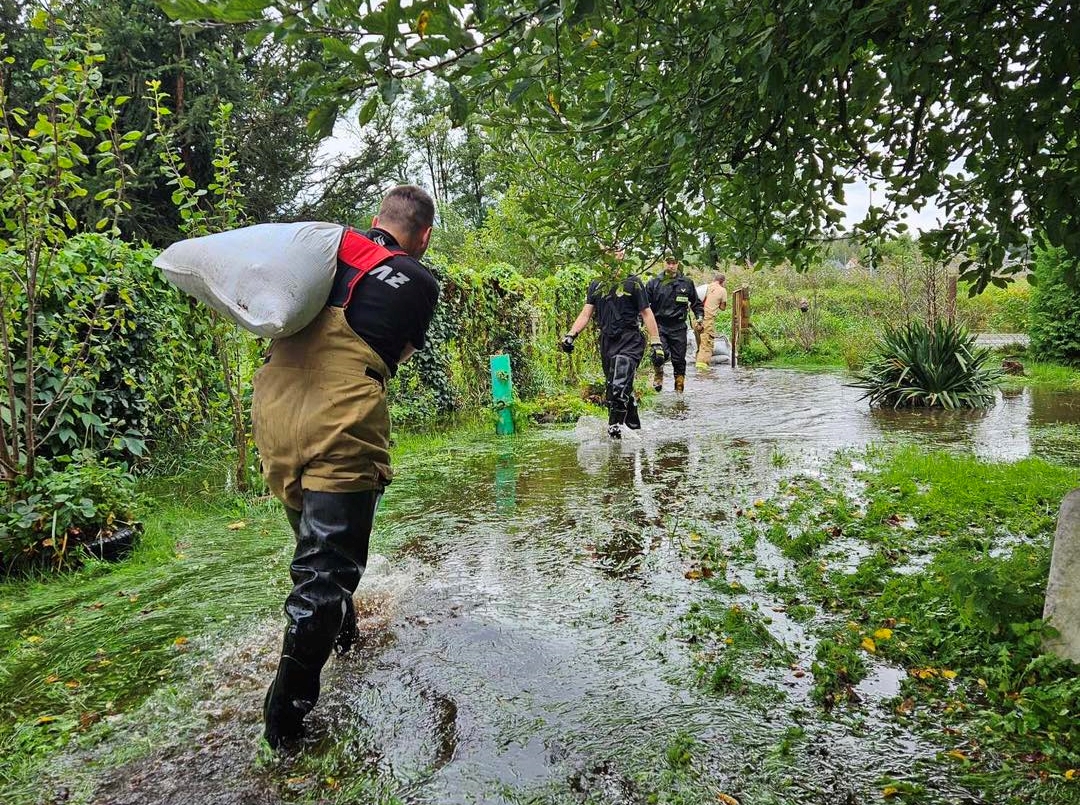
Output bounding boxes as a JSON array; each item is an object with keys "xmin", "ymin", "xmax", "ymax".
[{"xmin": 85, "ymin": 368, "xmax": 1079, "ymax": 805}]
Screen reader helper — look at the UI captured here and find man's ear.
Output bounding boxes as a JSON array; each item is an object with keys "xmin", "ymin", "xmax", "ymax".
[
  {"xmin": 420, "ymin": 226, "xmax": 433, "ymax": 251},
  {"xmin": 371, "ymin": 215, "xmax": 380, "ymax": 228}
]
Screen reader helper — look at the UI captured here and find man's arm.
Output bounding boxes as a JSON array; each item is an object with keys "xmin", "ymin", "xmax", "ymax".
[
  {"xmin": 641, "ymin": 307, "xmax": 661, "ymax": 342},
  {"xmin": 567, "ymin": 304, "xmax": 594, "ymax": 337},
  {"xmin": 399, "ymin": 343, "xmax": 417, "ymax": 363}
]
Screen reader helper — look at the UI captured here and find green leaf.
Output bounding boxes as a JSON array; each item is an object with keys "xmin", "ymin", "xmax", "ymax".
[
  {"xmin": 507, "ymin": 78, "xmax": 536, "ymax": 105},
  {"xmin": 357, "ymin": 95, "xmax": 380, "ymax": 127},
  {"xmin": 448, "ymin": 83, "xmax": 469, "ymax": 126},
  {"xmin": 307, "ymin": 103, "xmax": 339, "ymax": 138}
]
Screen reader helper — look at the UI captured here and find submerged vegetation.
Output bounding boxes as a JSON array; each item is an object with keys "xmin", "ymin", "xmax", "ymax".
[
  {"xmin": 2, "ymin": 3, "xmax": 1080, "ymax": 804},
  {"xmin": 677, "ymin": 446, "xmax": 1080, "ymax": 803}
]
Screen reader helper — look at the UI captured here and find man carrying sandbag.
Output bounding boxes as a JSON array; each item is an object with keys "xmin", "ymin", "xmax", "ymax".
[
  {"xmin": 695, "ymin": 272, "xmax": 728, "ymax": 371},
  {"xmin": 252, "ymin": 185, "xmax": 439, "ymax": 749}
]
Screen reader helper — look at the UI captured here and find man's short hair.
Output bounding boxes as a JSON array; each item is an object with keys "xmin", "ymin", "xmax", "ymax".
[
  {"xmin": 378, "ymin": 185, "xmax": 435, "ymax": 235},
  {"xmin": 715, "ymin": 273, "xmax": 726, "ymax": 283}
]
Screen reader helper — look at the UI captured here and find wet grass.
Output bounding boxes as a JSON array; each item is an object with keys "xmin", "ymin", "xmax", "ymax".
[
  {"xmin": 999, "ymin": 360, "xmax": 1080, "ymax": 392},
  {"xmin": 0, "ymin": 493, "xmax": 291, "ymax": 798},
  {"xmin": 0, "ymin": 428, "xmax": 482, "ymax": 803},
  {"xmin": 695, "ymin": 445, "xmax": 1080, "ymax": 803}
]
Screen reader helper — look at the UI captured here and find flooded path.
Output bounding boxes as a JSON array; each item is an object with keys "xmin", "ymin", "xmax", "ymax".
[{"xmin": 77, "ymin": 368, "xmax": 1080, "ymax": 805}]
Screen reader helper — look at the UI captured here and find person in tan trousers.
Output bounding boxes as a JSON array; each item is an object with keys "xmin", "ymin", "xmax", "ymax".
[
  {"xmin": 252, "ymin": 186, "xmax": 439, "ymax": 749},
  {"xmin": 695, "ymin": 273, "xmax": 728, "ymax": 370}
]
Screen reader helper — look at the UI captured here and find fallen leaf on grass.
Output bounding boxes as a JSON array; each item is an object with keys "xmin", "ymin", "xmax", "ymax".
[
  {"xmin": 895, "ymin": 697, "xmax": 915, "ymax": 715},
  {"xmin": 945, "ymin": 749, "xmax": 967, "ymax": 761},
  {"xmin": 173, "ymin": 636, "xmax": 189, "ymax": 647},
  {"xmin": 860, "ymin": 637, "xmax": 876, "ymax": 653},
  {"xmin": 64, "ymin": 680, "xmax": 80, "ymax": 689},
  {"xmin": 716, "ymin": 794, "xmax": 739, "ymax": 805},
  {"xmin": 941, "ymin": 669, "xmax": 957, "ymax": 680},
  {"xmin": 881, "ymin": 786, "xmax": 899, "ymax": 799},
  {"xmin": 1065, "ymin": 769, "xmax": 1076, "ymax": 781},
  {"xmin": 226, "ymin": 521, "xmax": 247, "ymax": 530},
  {"xmin": 45, "ymin": 674, "xmax": 61, "ymax": 684},
  {"xmin": 873, "ymin": 628, "xmax": 893, "ymax": 641},
  {"xmin": 26, "ymin": 635, "xmax": 44, "ymax": 645},
  {"xmin": 35, "ymin": 715, "xmax": 58, "ymax": 725}
]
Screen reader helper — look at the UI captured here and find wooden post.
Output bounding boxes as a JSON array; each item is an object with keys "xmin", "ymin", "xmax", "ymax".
[
  {"xmin": 731, "ymin": 287, "xmax": 749, "ymax": 367},
  {"xmin": 946, "ymin": 275, "xmax": 958, "ymax": 326}
]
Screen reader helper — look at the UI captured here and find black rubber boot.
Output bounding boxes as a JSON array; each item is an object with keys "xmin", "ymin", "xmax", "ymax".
[
  {"xmin": 285, "ymin": 507, "xmax": 302, "ymax": 537},
  {"xmin": 264, "ymin": 490, "xmax": 379, "ymax": 750},
  {"xmin": 624, "ymin": 397, "xmax": 641, "ymax": 430},
  {"xmin": 285, "ymin": 505, "xmax": 356, "ymax": 657}
]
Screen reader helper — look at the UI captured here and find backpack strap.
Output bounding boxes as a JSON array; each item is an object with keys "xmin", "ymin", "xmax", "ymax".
[{"xmin": 336, "ymin": 227, "xmax": 408, "ymax": 309}]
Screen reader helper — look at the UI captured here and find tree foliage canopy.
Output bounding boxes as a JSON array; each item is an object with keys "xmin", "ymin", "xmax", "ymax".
[{"xmin": 162, "ymin": 0, "xmax": 1079, "ymax": 284}]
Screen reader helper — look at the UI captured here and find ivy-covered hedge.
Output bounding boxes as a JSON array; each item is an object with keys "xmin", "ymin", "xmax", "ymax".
[
  {"xmin": 1, "ymin": 234, "xmax": 223, "ymax": 465},
  {"xmin": 388, "ymin": 259, "xmax": 600, "ymax": 426},
  {"xmin": 1030, "ymin": 248, "xmax": 1080, "ymax": 366}
]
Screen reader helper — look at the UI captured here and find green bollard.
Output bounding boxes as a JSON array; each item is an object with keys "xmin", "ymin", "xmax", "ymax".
[{"xmin": 490, "ymin": 353, "xmax": 515, "ymax": 436}]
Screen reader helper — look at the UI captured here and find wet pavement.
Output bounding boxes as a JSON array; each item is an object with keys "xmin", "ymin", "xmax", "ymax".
[{"xmin": 74, "ymin": 367, "xmax": 1080, "ymax": 805}]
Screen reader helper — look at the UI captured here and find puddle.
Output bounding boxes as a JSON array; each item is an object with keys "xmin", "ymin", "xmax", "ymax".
[{"xmin": 47, "ymin": 367, "xmax": 1080, "ymax": 805}]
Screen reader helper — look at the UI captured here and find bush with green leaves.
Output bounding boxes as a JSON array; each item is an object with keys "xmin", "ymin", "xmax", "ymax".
[
  {"xmin": 1029, "ymin": 247, "xmax": 1080, "ymax": 366},
  {"xmin": 1, "ymin": 449, "xmax": 138, "ymax": 569},
  {"xmin": 850, "ymin": 319, "xmax": 1001, "ymax": 409},
  {"xmin": 1, "ymin": 234, "xmax": 222, "ymax": 465}
]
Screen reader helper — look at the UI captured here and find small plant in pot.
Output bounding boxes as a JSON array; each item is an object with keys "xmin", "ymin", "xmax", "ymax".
[
  {"xmin": 850, "ymin": 319, "xmax": 1002, "ymax": 410},
  {"xmin": 1, "ymin": 450, "xmax": 141, "ymax": 572}
]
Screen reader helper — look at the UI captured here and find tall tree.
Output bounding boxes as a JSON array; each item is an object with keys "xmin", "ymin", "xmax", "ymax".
[
  {"xmin": 162, "ymin": 0, "xmax": 1079, "ymax": 288},
  {"xmin": 6, "ymin": 0, "xmax": 323, "ymax": 243}
]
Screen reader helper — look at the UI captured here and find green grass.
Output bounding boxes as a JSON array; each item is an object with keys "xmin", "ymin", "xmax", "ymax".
[
  {"xmin": 728, "ymin": 445, "xmax": 1080, "ymax": 799},
  {"xmin": 0, "ymin": 493, "xmax": 292, "ymax": 794},
  {"xmin": 1000, "ymin": 361, "xmax": 1080, "ymax": 392}
]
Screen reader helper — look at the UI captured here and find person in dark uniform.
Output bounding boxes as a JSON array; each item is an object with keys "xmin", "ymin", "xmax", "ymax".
[
  {"xmin": 558, "ymin": 249, "xmax": 665, "ymax": 439},
  {"xmin": 251, "ymin": 185, "xmax": 439, "ymax": 749},
  {"xmin": 646, "ymin": 255, "xmax": 704, "ymax": 393}
]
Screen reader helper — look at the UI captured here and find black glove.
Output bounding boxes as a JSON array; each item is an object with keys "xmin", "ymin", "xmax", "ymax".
[
  {"xmin": 558, "ymin": 333, "xmax": 576, "ymax": 353},
  {"xmin": 650, "ymin": 341, "xmax": 666, "ymax": 367}
]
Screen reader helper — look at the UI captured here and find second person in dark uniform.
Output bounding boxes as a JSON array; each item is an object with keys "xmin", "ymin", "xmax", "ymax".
[{"xmin": 646, "ymin": 255, "xmax": 704, "ymax": 393}]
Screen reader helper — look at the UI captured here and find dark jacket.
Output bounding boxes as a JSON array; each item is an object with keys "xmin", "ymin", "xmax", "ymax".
[
  {"xmin": 587, "ymin": 275, "xmax": 651, "ymax": 338},
  {"xmin": 645, "ymin": 273, "xmax": 703, "ymax": 327}
]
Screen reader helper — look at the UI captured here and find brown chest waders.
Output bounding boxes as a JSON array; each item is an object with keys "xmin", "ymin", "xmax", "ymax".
[{"xmin": 251, "ymin": 306, "xmax": 392, "ymax": 748}]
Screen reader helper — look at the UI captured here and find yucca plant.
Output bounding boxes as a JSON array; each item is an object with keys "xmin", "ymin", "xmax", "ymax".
[{"xmin": 850, "ymin": 319, "xmax": 1002, "ymax": 409}]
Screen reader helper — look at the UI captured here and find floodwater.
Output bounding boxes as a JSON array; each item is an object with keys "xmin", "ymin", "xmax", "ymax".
[{"xmin": 79, "ymin": 367, "xmax": 1079, "ymax": 805}]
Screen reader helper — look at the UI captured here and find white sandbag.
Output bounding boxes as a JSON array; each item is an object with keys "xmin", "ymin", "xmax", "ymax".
[
  {"xmin": 713, "ymin": 335, "xmax": 731, "ymax": 357},
  {"xmin": 154, "ymin": 222, "xmax": 345, "ymax": 338},
  {"xmin": 709, "ymin": 353, "xmax": 727, "ymax": 366}
]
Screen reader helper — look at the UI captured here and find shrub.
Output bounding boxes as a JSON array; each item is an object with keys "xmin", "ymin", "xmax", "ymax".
[
  {"xmin": 1, "ymin": 450, "xmax": 139, "ymax": 570},
  {"xmin": 1029, "ymin": 247, "xmax": 1080, "ymax": 365},
  {"xmin": 0, "ymin": 235, "xmax": 223, "ymax": 466},
  {"xmin": 850, "ymin": 319, "xmax": 1001, "ymax": 409}
]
